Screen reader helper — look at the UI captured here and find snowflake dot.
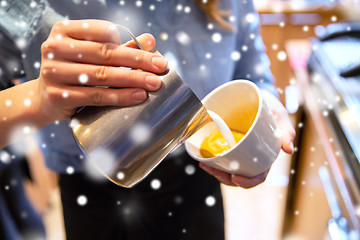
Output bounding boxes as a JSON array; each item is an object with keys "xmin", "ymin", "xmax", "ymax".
[
  {"xmin": 24, "ymin": 98, "xmax": 31, "ymax": 106},
  {"xmin": 62, "ymin": 91, "xmax": 69, "ymax": 98},
  {"xmin": 135, "ymin": 0, "xmax": 142, "ymax": 7},
  {"xmin": 205, "ymin": 195, "xmax": 216, "ymax": 207},
  {"xmin": 5, "ymin": 100, "xmax": 12, "ymax": 107},
  {"xmin": 117, "ymin": 172, "xmax": 125, "ymax": 180},
  {"xmin": 69, "ymin": 118, "xmax": 80, "ymax": 129},
  {"xmin": 0, "ymin": 150, "xmax": 11, "ymax": 164},
  {"xmin": 231, "ymin": 51, "xmax": 241, "ymax": 61},
  {"xmin": 159, "ymin": 32, "xmax": 169, "ymax": 41},
  {"xmin": 185, "ymin": 164, "xmax": 196, "ymax": 175},
  {"xmin": 16, "ymin": 38, "xmax": 27, "ymax": 49},
  {"xmin": 77, "ymin": 195, "xmax": 88, "ymax": 206},
  {"xmin": 212, "ymin": 32, "xmax": 222, "ymax": 43},
  {"xmin": 47, "ymin": 52, "xmax": 54, "ymax": 59},
  {"xmin": 150, "ymin": 179, "xmax": 161, "ymax": 190},
  {"xmin": 229, "ymin": 161, "xmax": 240, "ymax": 170},
  {"xmin": 176, "ymin": 4, "xmax": 183, "ymax": 11},
  {"xmin": 129, "ymin": 123, "xmax": 151, "ymax": 144},
  {"xmin": 23, "ymin": 126, "xmax": 32, "ymax": 135},
  {"xmin": 277, "ymin": 51, "xmax": 287, "ymax": 61},
  {"xmin": 79, "ymin": 73, "xmax": 89, "ymax": 84},
  {"xmin": 274, "ymin": 129, "xmax": 283, "ymax": 138},
  {"xmin": 82, "ymin": 22, "xmax": 89, "ymax": 28},
  {"xmin": 66, "ymin": 166, "xmax": 75, "ymax": 174},
  {"xmin": 176, "ymin": 31, "xmax": 191, "ymax": 45},
  {"xmin": 34, "ymin": 62, "xmax": 40, "ymax": 69},
  {"xmin": 245, "ymin": 13, "xmax": 256, "ymax": 23}
]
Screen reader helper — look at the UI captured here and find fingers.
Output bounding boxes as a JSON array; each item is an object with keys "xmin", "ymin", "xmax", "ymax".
[
  {"xmin": 52, "ymin": 19, "xmax": 121, "ymax": 44},
  {"xmin": 42, "ymin": 38, "xmax": 168, "ymax": 74},
  {"xmin": 39, "ymin": 19, "xmax": 167, "ymax": 120},
  {"xmin": 199, "ymin": 163, "xmax": 269, "ymax": 188},
  {"xmin": 124, "ymin": 33, "xmax": 156, "ymax": 52},
  {"xmin": 46, "ymin": 85, "xmax": 148, "ymax": 109},
  {"xmin": 231, "ymin": 170, "xmax": 269, "ymax": 188},
  {"xmin": 200, "ymin": 163, "xmax": 236, "ymax": 186},
  {"xmin": 261, "ymin": 89, "xmax": 296, "ymax": 155},
  {"xmin": 281, "ymin": 126, "xmax": 296, "ymax": 154},
  {"xmin": 272, "ymin": 106, "xmax": 296, "ymax": 154},
  {"xmin": 41, "ymin": 61, "xmax": 162, "ymax": 91}
]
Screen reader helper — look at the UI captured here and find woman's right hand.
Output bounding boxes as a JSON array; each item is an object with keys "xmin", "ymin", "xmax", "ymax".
[{"xmin": 36, "ymin": 19, "xmax": 168, "ymax": 123}]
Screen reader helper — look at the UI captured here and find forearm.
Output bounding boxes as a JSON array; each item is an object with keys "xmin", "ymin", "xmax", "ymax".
[{"xmin": 0, "ymin": 80, "xmax": 52, "ymax": 148}]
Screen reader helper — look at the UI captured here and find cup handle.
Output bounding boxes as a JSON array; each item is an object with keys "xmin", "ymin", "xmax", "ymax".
[{"xmin": 116, "ymin": 24, "xmax": 146, "ymax": 50}]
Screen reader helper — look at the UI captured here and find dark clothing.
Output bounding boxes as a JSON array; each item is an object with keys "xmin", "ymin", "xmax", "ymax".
[
  {"xmin": 59, "ymin": 149, "xmax": 224, "ymax": 240},
  {"xmin": 0, "ymin": 155, "xmax": 46, "ymax": 240}
]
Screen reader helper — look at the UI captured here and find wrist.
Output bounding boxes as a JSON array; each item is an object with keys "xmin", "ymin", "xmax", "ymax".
[{"xmin": 0, "ymin": 80, "xmax": 53, "ymax": 147}]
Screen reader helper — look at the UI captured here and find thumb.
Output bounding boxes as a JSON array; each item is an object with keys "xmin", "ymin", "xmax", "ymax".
[{"xmin": 123, "ymin": 33, "xmax": 156, "ymax": 52}]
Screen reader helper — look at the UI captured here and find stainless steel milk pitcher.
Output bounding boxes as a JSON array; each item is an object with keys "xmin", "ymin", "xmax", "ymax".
[{"xmin": 70, "ymin": 69, "xmax": 211, "ymax": 187}]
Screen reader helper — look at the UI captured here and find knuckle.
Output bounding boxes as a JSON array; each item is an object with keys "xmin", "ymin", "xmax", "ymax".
[
  {"xmin": 127, "ymin": 70, "xmax": 137, "ymax": 83},
  {"xmin": 41, "ymin": 40, "xmax": 58, "ymax": 57},
  {"xmin": 90, "ymin": 91, "xmax": 103, "ymax": 105},
  {"xmin": 49, "ymin": 22, "xmax": 61, "ymax": 35},
  {"xmin": 100, "ymin": 43, "xmax": 115, "ymax": 61},
  {"xmin": 104, "ymin": 22, "xmax": 120, "ymax": 44},
  {"xmin": 53, "ymin": 21, "xmax": 63, "ymax": 30},
  {"xmin": 136, "ymin": 51, "xmax": 147, "ymax": 64},
  {"xmin": 40, "ymin": 41, "xmax": 48, "ymax": 53},
  {"xmin": 95, "ymin": 66, "xmax": 109, "ymax": 82},
  {"xmin": 46, "ymin": 86, "xmax": 63, "ymax": 103},
  {"xmin": 40, "ymin": 64, "xmax": 53, "ymax": 76},
  {"xmin": 40, "ymin": 60, "xmax": 56, "ymax": 75},
  {"xmin": 49, "ymin": 22, "xmax": 64, "ymax": 36}
]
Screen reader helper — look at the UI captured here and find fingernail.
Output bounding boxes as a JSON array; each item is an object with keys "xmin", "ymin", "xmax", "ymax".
[
  {"xmin": 132, "ymin": 90, "xmax": 147, "ymax": 102},
  {"xmin": 152, "ymin": 56, "xmax": 168, "ymax": 70},
  {"xmin": 145, "ymin": 75, "xmax": 162, "ymax": 90},
  {"xmin": 289, "ymin": 141, "xmax": 294, "ymax": 153}
]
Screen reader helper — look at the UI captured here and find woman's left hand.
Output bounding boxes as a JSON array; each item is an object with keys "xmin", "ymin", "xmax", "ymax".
[{"xmin": 199, "ymin": 89, "xmax": 296, "ymax": 188}]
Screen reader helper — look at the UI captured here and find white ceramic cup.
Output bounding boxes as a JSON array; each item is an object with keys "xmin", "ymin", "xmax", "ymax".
[{"xmin": 184, "ymin": 80, "xmax": 282, "ymax": 177}]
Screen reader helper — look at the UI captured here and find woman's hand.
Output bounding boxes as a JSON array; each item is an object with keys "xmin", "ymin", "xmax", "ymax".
[
  {"xmin": 200, "ymin": 89, "xmax": 296, "ymax": 188},
  {"xmin": 35, "ymin": 19, "xmax": 168, "ymax": 123},
  {"xmin": 261, "ymin": 89, "xmax": 296, "ymax": 155},
  {"xmin": 0, "ymin": 19, "xmax": 168, "ymax": 149}
]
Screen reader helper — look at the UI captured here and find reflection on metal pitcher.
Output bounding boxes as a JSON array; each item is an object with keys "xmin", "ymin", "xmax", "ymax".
[{"xmin": 71, "ymin": 69, "xmax": 211, "ymax": 188}]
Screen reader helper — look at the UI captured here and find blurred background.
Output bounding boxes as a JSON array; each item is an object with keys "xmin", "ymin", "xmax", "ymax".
[{"xmin": 10, "ymin": 0, "xmax": 360, "ymax": 239}]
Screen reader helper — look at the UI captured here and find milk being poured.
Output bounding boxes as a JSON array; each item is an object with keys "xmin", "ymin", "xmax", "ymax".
[{"xmin": 206, "ymin": 110, "xmax": 236, "ymax": 148}]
